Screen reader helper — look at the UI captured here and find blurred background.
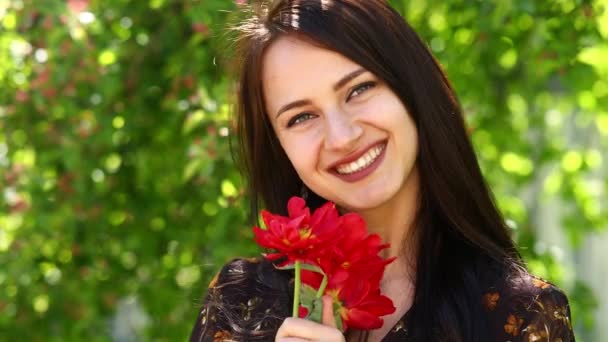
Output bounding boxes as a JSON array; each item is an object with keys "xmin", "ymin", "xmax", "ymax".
[{"xmin": 0, "ymin": 0, "xmax": 607, "ymax": 341}]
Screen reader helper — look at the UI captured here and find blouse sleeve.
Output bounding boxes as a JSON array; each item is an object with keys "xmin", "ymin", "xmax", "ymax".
[
  {"xmin": 189, "ymin": 258, "xmax": 292, "ymax": 342},
  {"xmin": 189, "ymin": 269, "xmax": 222, "ymax": 342},
  {"xmin": 485, "ymin": 276, "xmax": 575, "ymax": 342},
  {"xmin": 517, "ymin": 281, "xmax": 575, "ymax": 342}
]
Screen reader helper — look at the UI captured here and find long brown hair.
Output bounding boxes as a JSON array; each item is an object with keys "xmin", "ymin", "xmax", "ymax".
[{"xmin": 233, "ymin": 0, "xmax": 522, "ymax": 340}]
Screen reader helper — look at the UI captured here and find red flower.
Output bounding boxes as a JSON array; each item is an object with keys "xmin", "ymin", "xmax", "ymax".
[
  {"xmin": 298, "ymin": 305, "xmax": 309, "ymax": 318},
  {"xmin": 331, "ymin": 277, "xmax": 395, "ymax": 331},
  {"xmin": 312, "ymin": 213, "xmax": 395, "ymax": 290},
  {"xmin": 302, "ymin": 265, "xmax": 395, "ymax": 331},
  {"xmin": 299, "ymin": 212, "xmax": 396, "ymax": 331},
  {"xmin": 252, "ymin": 197, "xmax": 340, "ymax": 265},
  {"xmin": 253, "ymin": 197, "xmax": 396, "ymax": 331}
]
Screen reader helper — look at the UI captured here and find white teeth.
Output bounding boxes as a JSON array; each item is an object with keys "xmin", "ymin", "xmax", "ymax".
[
  {"xmin": 335, "ymin": 144, "xmax": 385, "ymax": 175},
  {"xmin": 355, "ymin": 159, "xmax": 364, "ymax": 170}
]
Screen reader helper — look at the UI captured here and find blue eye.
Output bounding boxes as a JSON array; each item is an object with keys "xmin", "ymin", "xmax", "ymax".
[
  {"xmin": 347, "ymin": 82, "xmax": 376, "ymax": 101},
  {"xmin": 287, "ymin": 112, "xmax": 315, "ymax": 127}
]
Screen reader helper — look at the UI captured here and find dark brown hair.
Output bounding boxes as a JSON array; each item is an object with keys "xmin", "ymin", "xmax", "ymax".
[{"xmin": 232, "ymin": 0, "xmax": 523, "ymax": 340}]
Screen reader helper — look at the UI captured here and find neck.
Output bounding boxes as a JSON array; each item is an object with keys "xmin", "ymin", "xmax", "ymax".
[
  {"xmin": 358, "ymin": 167, "xmax": 420, "ymax": 290},
  {"xmin": 344, "ymin": 168, "xmax": 421, "ymax": 341},
  {"xmin": 358, "ymin": 167, "xmax": 420, "ymax": 260}
]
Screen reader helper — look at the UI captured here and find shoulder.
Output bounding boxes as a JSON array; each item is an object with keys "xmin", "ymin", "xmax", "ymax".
[
  {"xmin": 204, "ymin": 257, "xmax": 293, "ymax": 312},
  {"xmin": 481, "ymin": 266, "xmax": 575, "ymax": 342},
  {"xmin": 189, "ymin": 257, "xmax": 292, "ymax": 341}
]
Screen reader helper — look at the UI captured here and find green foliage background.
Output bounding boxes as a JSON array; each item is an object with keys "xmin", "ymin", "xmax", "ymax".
[{"xmin": 0, "ymin": 0, "xmax": 606, "ymax": 340}]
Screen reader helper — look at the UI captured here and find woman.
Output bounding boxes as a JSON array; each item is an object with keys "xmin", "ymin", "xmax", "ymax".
[{"xmin": 190, "ymin": 0, "xmax": 575, "ymax": 341}]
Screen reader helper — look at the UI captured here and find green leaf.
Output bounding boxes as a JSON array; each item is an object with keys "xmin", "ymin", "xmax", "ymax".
[
  {"xmin": 300, "ymin": 284, "xmax": 323, "ymax": 322},
  {"xmin": 578, "ymin": 44, "xmax": 608, "ymax": 76}
]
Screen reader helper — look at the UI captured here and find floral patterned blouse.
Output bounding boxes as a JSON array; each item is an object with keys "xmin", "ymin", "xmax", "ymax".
[{"xmin": 189, "ymin": 258, "xmax": 575, "ymax": 342}]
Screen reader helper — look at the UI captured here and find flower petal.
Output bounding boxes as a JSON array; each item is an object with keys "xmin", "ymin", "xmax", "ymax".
[
  {"xmin": 287, "ymin": 196, "xmax": 309, "ymax": 218},
  {"xmin": 342, "ymin": 308, "xmax": 384, "ymax": 330}
]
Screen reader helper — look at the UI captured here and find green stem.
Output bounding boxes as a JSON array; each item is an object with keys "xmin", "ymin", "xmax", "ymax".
[
  {"xmin": 316, "ymin": 274, "xmax": 328, "ymax": 298},
  {"xmin": 292, "ymin": 260, "xmax": 301, "ymax": 317}
]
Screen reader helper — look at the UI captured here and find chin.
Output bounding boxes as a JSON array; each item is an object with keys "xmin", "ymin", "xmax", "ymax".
[{"xmin": 339, "ymin": 196, "xmax": 387, "ymax": 213}]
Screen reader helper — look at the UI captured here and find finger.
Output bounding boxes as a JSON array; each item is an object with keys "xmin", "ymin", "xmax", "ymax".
[
  {"xmin": 276, "ymin": 317, "xmax": 340, "ymax": 340},
  {"xmin": 321, "ymin": 295, "xmax": 337, "ymax": 328},
  {"xmin": 276, "ymin": 317, "xmax": 316, "ymax": 340}
]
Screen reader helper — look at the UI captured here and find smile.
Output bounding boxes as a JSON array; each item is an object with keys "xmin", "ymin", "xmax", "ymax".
[
  {"xmin": 330, "ymin": 140, "xmax": 387, "ymax": 183},
  {"xmin": 336, "ymin": 143, "xmax": 385, "ymax": 174}
]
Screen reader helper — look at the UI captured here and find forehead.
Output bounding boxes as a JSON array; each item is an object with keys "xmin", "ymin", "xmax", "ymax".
[{"xmin": 261, "ymin": 37, "xmax": 362, "ymax": 110}]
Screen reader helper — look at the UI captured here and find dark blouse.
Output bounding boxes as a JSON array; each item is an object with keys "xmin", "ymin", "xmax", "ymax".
[{"xmin": 189, "ymin": 258, "xmax": 574, "ymax": 342}]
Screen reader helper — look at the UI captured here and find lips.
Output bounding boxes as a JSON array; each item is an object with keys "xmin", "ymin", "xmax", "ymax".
[
  {"xmin": 328, "ymin": 140, "xmax": 388, "ymax": 183},
  {"xmin": 336, "ymin": 144, "xmax": 385, "ymax": 174}
]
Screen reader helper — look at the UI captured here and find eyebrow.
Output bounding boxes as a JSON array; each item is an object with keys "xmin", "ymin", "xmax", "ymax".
[{"xmin": 275, "ymin": 67, "xmax": 367, "ymax": 119}]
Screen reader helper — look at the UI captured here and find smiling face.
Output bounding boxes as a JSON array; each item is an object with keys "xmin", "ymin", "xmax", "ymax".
[{"xmin": 262, "ymin": 36, "xmax": 419, "ymax": 213}]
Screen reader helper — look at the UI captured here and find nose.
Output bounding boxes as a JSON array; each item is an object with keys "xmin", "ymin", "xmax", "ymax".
[{"xmin": 323, "ymin": 110, "xmax": 363, "ymax": 152}]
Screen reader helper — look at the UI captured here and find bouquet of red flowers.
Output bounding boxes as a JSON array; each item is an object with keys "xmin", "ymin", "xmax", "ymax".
[{"xmin": 253, "ymin": 196, "xmax": 396, "ymax": 331}]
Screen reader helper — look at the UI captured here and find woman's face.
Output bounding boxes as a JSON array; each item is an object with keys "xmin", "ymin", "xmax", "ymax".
[{"xmin": 262, "ymin": 37, "xmax": 419, "ymax": 213}]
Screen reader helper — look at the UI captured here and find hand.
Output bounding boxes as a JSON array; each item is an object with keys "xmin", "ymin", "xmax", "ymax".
[{"xmin": 276, "ymin": 295, "xmax": 346, "ymax": 342}]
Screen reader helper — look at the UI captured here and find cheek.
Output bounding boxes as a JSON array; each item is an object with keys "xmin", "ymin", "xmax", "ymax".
[
  {"xmin": 277, "ymin": 128, "xmax": 323, "ymax": 164},
  {"xmin": 399, "ymin": 118, "xmax": 419, "ymax": 160},
  {"xmin": 361, "ymin": 93, "xmax": 404, "ymax": 121},
  {"xmin": 382, "ymin": 97, "xmax": 415, "ymax": 134},
  {"xmin": 279, "ymin": 137, "xmax": 318, "ymax": 174},
  {"xmin": 379, "ymin": 100, "xmax": 418, "ymax": 153}
]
